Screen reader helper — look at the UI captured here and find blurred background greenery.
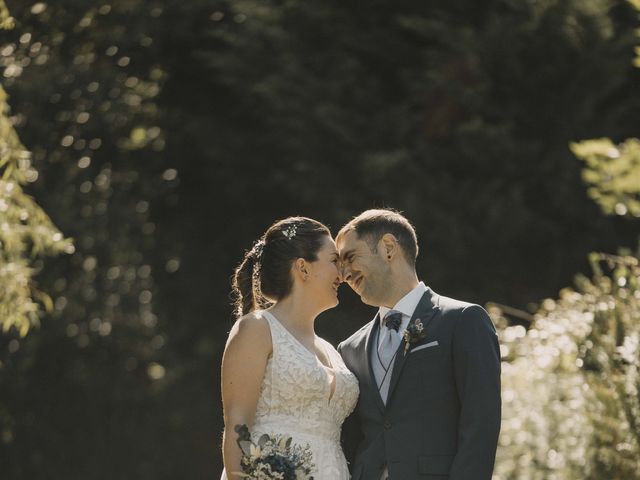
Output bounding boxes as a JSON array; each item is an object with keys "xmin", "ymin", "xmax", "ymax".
[{"xmin": 0, "ymin": 0, "xmax": 639, "ymax": 478}]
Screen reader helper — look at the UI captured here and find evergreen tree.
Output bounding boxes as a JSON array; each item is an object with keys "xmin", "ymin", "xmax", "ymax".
[{"xmin": 162, "ymin": 0, "xmax": 640, "ymax": 309}]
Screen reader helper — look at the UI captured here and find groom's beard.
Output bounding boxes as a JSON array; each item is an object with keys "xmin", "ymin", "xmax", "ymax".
[{"xmin": 355, "ymin": 266, "xmax": 392, "ymax": 308}]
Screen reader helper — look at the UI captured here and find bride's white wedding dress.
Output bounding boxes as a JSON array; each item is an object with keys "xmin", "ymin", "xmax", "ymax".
[{"xmin": 221, "ymin": 310, "xmax": 359, "ymax": 480}]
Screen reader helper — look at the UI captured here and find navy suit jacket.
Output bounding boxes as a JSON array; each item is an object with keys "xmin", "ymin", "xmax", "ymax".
[{"xmin": 338, "ymin": 288, "xmax": 501, "ymax": 480}]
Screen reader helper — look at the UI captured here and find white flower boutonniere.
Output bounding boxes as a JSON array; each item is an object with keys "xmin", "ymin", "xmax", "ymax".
[{"xmin": 403, "ymin": 318, "xmax": 427, "ymax": 355}]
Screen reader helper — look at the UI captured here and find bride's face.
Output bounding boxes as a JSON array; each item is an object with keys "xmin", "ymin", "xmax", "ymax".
[{"xmin": 306, "ymin": 236, "xmax": 341, "ymax": 310}]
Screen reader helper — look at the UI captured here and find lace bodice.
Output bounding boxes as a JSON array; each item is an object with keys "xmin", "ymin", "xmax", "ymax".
[{"xmin": 251, "ymin": 310, "xmax": 359, "ymax": 479}]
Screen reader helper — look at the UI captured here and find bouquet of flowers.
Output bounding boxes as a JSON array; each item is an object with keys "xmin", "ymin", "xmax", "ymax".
[{"xmin": 234, "ymin": 424, "xmax": 315, "ymax": 480}]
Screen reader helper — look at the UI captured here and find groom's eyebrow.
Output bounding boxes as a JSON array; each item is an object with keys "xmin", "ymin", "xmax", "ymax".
[{"xmin": 339, "ymin": 249, "xmax": 355, "ymax": 261}]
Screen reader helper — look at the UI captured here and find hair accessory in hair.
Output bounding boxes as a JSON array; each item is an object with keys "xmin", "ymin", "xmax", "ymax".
[
  {"xmin": 251, "ymin": 239, "xmax": 265, "ymax": 260},
  {"xmin": 282, "ymin": 224, "xmax": 297, "ymax": 240},
  {"xmin": 250, "ymin": 239, "xmax": 265, "ymax": 283}
]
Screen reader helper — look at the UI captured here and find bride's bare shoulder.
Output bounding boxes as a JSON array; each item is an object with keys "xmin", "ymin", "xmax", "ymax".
[
  {"xmin": 222, "ymin": 312, "xmax": 272, "ymax": 382},
  {"xmin": 227, "ymin": 311, "xmax": 271, "ymax": 347}
]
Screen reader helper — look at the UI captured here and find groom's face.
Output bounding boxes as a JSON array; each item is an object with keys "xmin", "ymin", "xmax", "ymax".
[{"xmin": 337, "ymin": 230, "xmax": 390, "ymax": 307}]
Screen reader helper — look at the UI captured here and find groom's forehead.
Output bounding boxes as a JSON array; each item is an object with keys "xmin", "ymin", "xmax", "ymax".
[
  {"xmin": 337, "ymin": 231, "xmax": 365, "ymax": 255},
  {"xmin": 336, "ymin": 230, "xmax": 357, "ymax": 248}
]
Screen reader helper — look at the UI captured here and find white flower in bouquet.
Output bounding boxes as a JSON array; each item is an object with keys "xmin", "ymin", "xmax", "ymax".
[{"xmin": 234, "ymin": 424, "xmax": 315, "ymax": 480}]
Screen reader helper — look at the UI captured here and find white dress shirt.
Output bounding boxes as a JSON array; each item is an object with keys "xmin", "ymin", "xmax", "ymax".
[{"xmin": 377, "ymin": 281, "xmax": 427, "ymax": 353}]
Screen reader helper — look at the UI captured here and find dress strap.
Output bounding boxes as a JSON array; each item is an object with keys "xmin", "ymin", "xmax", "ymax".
[
  {"xmin": 260, "ymin": 310, "xmax": 278, "ymax": 333},
  {"xmin": 258, "ymin": 310, "xmax": 282, "ymax": 353}
]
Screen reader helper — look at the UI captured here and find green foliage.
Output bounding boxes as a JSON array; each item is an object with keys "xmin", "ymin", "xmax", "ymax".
[
  {"xmin": 572, "ymin": 138, "xmax": 640, "ymax": 217},
  {"xmin": 0, "ymin": 1, "xmax": 178, "ymax": 477},
  {"xmin": 0, "ymin": 28, "xmax": 71, "ymax": 337},
  {"xmin": 0, "ymin": 0, "xmax": 13, "ymax": 30},
  {"xmin": 1, "ymin": 0, "xmax": 170, "ymax": 340},
  {"xmin": 571, "ymin": 1, "xmax": 640, "ymax": 219}
]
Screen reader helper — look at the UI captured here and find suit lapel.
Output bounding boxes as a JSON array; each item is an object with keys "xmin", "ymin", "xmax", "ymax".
[
  {"xmin": 386, "ymin": 289, "xmax": 441, "ymax": 406},
  {"xmin": 363, "ymin": 313, "xmax": 386, "ymax": 414}
]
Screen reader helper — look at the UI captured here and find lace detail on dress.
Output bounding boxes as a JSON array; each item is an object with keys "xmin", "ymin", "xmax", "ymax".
[{"xmin": 249, "ymin": 310, "xmax": 359, "ymax": 480}]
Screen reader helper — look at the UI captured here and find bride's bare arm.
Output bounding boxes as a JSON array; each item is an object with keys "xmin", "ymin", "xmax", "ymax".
[{"xmin": 221, "ymin": 313, "xmax": 272, "ymax": 479}]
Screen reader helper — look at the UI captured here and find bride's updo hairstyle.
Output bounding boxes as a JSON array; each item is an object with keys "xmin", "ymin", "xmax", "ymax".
[{"xmin": 232, "ymin": 217, "xmax": 331, "ymax": 317}]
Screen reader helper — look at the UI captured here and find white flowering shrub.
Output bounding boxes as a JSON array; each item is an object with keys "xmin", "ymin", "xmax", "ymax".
[{"xmin": 494, "ymin": 251, "xmax": 640, "ymax": 479}]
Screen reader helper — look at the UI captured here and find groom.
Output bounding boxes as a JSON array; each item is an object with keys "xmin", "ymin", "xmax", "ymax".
[{"xmin": 336, "ymin": 209, "xmax": 501, "ymax": 480}]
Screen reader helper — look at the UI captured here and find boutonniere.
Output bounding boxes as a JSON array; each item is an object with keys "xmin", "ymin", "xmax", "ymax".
[{"xmin": 403, "ymin": 318, "xmax": 427, "ymax": 355}]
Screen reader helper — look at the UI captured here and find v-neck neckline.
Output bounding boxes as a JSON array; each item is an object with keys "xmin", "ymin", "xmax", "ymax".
[
  {"xmin": 263, "ymin": 310, "xmax": 334, "ymax": 371},
  {"xmin": 263, "ymin": 310, "xmax": 338, "ymax": 403}
]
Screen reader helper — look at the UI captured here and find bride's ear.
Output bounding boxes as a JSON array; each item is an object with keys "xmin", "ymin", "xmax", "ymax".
[{"xmin": 293, "ymin": 258, "xmax": 310, "ymax": 281}]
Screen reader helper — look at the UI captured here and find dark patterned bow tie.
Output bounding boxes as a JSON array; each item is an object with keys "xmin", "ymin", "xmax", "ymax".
[{"xmin": 383, "ymin": 311, "xmax": 403, "ymax": 332}]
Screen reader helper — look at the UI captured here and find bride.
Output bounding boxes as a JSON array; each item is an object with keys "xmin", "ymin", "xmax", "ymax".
[{"xmin": 220, "ymin": 217, "xmax": 359, "ymax": 479}]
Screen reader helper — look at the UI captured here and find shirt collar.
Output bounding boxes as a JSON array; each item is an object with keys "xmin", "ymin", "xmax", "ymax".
[{"xmin": 379, "ymin": 281, "xmax": 428, "ymax": 324}]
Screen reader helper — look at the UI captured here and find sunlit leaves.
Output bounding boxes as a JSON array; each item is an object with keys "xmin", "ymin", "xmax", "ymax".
[
  {"xmin": 572, "ymin": 138, "xmax": 640, "ymax": 217},
  {"xmin": 0, "ymin": 0, "xmax": 175, "ymax": 350},
  {"xmin": 0, "ymin": 84, "xmax": 72, "ymax": 337},
  {"xmin": 0, "ymin": 0, "xmax": 13, "ymax": 30},
  {"xmin": 570, "ymin": 1, "xmax": 640, "ymax": 219},
  {"xmin": 0, "ymin": 3, "xmax": 178, "ymax": 469}
]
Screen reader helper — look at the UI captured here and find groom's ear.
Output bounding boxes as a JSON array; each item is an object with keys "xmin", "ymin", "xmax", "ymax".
[{"xmin": 380, "ymin": 233, "xmax": 399, "ymax": 260}]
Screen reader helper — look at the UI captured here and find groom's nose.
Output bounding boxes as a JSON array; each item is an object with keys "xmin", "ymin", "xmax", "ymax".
[
  {"xmin": 340, "ymin": 266, "xmax": 352, "ymax": 283},
  {"xmin": 340, "ymin": 264, "xmax": 351, "ymax": 282}
]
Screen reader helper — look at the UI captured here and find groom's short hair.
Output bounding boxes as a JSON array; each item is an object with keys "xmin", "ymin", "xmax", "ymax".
[{"xmin": 337, "ymin": 209, "xmax": 418, "ymax": 266}]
